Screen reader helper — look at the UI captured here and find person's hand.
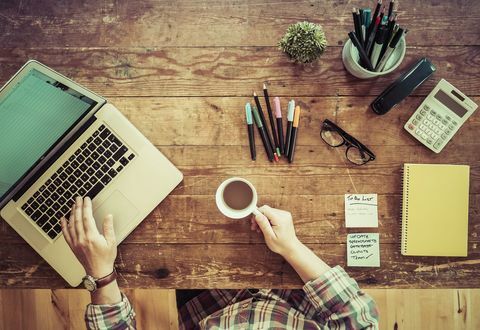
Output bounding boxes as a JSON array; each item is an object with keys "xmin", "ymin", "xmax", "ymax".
[
  {"xmin": 250, "ymin": 205, "xmax": 302, "ymax": 257},
  {"xmin": 60, "ymin": 196, "xmax": 117, "ymax": 278}
]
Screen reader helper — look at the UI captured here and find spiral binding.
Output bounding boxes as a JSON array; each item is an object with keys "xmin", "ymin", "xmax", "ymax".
[{"xmin": 400, "ymin": 165, "xmax": 410, "ymax": 255}]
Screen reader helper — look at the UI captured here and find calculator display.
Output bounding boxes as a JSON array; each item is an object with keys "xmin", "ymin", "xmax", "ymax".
[{"xmin": 434, "ymin": 90, "xmax": 468, "ymax": 117}]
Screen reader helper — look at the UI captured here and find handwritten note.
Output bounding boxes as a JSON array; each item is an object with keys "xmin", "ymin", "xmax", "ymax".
[
  {"xmin": 347, "ymin": 233, "xmax": 380, "ymax": 267},
  {"xmin": 345, "ymin": 194, "xmax": 378, "ymax": 228}
]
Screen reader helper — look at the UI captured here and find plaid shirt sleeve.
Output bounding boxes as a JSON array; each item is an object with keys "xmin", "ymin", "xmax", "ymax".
[
  {"xmin": 303, "ymin": 266, "xmax": 379, "ymax": 329},
  {"xmin": 85, "ymin": 293, "xmax": 136, "ymax": 330}
]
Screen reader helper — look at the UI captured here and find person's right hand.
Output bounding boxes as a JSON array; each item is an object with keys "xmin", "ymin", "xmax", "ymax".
[
  {"xmin": 251, "ymin": 205, "xmax": 302, "ymax": 257},
  {"xmin": 60, "ymin": 196, "xmax": 117, "ymax": 279}
]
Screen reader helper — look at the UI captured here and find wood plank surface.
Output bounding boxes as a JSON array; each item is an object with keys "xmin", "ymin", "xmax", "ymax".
[
  {"xmin": 1, "ymin": 243, "xmax": 480, "ymax": 289},
  {"xmin": 3, "ymin": 193, "xmax": 480, "ymax": 244},
  {"xmin": 0, "ymin": 0, "xmax": 478, "ymax": 47},
  {"xmin": 0, "ymin": 0, "xmax": 479, "ymax": 290},
  {"xmin": 0, "ymin": 47, "xmax": 479, "ymax": 97},
  {"xmin": 2, "ymin": 288, "xmax": 480, "ymax": 330},
  {"xmin": 367, "ymin": 289, "xmax": 480, "ymax": 330},
  {"xmin": 0, "ymin": 289, "xmax": 178, "ymax": 330},
  {"xmin": 107, "ymin": 97, "xmax": 480, "ymax": 145}
]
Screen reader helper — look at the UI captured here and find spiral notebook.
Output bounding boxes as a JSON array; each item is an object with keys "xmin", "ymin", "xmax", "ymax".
[{"xmin": 401, "ymin": 164, "xmax": 470, "ymax": 256}]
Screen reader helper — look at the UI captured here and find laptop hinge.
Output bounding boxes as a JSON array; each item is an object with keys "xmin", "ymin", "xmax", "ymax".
[{"xmin": 12, "ymin": 115, "xmax": 98, "ymax": 202}]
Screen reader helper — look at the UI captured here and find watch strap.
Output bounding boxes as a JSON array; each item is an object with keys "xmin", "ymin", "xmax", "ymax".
[{"xmin": 95, "ymin": 268, "xmax": 117, "ymax": 289}]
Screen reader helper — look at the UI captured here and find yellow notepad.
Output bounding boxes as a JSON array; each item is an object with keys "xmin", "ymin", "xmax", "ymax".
[{"xmin": 401, "ymin": 164, "xmax": 470, "ymax": 256}]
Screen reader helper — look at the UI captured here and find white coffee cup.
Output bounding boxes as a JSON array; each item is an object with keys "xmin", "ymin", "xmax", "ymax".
[{"xmin": 215, "ymin": 177, "xmax": 262, "ymax": 219}]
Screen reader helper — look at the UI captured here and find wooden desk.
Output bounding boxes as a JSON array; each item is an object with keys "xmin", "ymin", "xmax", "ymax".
[{"xmin": 0, "ymin": 0, "xmax": 479, "ymax": 289}]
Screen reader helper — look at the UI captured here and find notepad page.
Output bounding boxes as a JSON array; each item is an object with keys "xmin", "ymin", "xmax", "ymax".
[{"xmin": 402, "ymin": 164, "xmax": 469, "ymax": 256}]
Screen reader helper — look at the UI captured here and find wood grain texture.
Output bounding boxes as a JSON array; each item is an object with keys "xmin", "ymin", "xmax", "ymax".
[
  {"xmin": 106, "ymin": 97, "xmax": 480, "ymax": 145},
  {"xmin": 1, "ymin": 288, "xmax": 480, "ymax": 330},
  {"xmin": 3, "ymin": 192, "xmax": 480, "ymax": 244},
  {"xmin": 0, "ymin": 47, "xmax": 479, "ymax": 97},
  {"xmin": 2, "ymin": 288, "xmax": 479, "ymax": 330},
  {"xmin": 0, "ymin": 0, "xmax": 479, "ymax": 290},
  {"xmin": 1, "ymin": 243, "xmax": 480, "ymax": 289},
  {"xmin": 0, "ymin": 289, "xmax": 177, "ymax": 330},
  {"xmin": 367, "ymin": 289, "xmax": 480, "ymax": 330},
  {"xmin": 0, "ymin": 0, "xmax": 478, "ymax": 47}
]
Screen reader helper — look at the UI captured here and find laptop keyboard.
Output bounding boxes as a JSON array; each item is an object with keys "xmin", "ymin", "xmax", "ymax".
[{"xmin": 20, "ymin": 124, "xmax": 136, "ymax": 240}]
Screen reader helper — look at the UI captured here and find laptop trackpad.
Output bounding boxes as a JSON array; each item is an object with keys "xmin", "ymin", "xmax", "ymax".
[{"xmin": 93, "ymin": 190, "xmax": 139, "ymax": 239}]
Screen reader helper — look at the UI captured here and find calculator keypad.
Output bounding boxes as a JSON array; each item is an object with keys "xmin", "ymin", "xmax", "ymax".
[{"xmin": 407, "ymin": 105, "xmax": 458, "ymax": 150}]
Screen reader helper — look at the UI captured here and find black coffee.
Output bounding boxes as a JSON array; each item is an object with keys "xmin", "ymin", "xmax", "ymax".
[{"xmin": 223, "ymin": 181, "xmax": 253, "ymax": 210}]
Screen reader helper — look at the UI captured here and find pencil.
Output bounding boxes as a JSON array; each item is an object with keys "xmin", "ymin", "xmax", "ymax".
[
  {"xmin": 263, "ymin": 83, "xmax": 280, "ymax": 159},
  {"xmin": 288, "ymin": 105, "xmax": 301, "ymax": 163},
  {"xmin": 252, "ymin": 105, "xmax": 274, "ymax": 162},
  {"xmin": 253, "ymin": 91, "xmax": 276, "ymax": 159},
  {"xmin": 245, "ymin": 102, "xmax": 256, "ymax": 160}
]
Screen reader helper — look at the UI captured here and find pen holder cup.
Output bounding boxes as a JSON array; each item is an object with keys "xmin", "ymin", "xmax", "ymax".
[{"xmin": 342, "ymin": 38, "xmax": 406, "ymax": 79}]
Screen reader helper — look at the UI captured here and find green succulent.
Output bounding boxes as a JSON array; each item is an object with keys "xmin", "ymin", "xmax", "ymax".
[{"xmin": 278, "ymin": 21, "xmax": 328, "ymax": 64}]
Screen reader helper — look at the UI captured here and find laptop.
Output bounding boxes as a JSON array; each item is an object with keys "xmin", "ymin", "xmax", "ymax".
[{"xmin": 0, "ymin": 60, "xmax": 183, "ymax": 286}]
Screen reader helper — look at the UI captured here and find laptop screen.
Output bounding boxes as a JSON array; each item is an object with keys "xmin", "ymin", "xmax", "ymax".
[{"xmin": 0, "ymin": 69, "xmax": 97, "ymax": 200}]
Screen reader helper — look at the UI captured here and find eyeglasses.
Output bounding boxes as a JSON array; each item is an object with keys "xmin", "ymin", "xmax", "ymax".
[{"xmin": 320, "ymin": 119, "xmax": 375, "ymax": 165}]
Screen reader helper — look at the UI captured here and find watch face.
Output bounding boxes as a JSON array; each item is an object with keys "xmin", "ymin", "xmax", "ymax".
[{"xmin": 83, "ymin": 276, "xmax": 97, "ymax": 292}]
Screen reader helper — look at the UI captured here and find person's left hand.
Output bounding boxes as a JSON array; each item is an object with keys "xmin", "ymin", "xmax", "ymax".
[{"xmin": 60, "ymin": 196, "xmax": 117, "ymax": 278}]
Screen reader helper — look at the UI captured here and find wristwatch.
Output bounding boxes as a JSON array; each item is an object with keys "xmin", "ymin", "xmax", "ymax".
[{"xmin": 82, "ymin": 268, "xmax": 117, "ymax": 292}]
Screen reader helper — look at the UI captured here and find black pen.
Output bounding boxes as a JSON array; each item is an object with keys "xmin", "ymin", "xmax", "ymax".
[
  {"xmin": 245, "ymin": 103, "xmax": 256, "ymax": 160},
  {"xmin": 353, "ymin": 8, "xmax": 363, "ymax": 47},
  {"xmin": 348, "ymin": 32, "xmax": 374, "ymax": 71},
  {"xmin": 366, "ymin": 0, "xmax": 382, "ymax": 41},
  {"xmin": 376, "ymin": 27, "xmax": 405, "ymax": 72},
  {"xmin": 263, "ymin": 83, "xmax": 280, "ymax": 160},
  {"xmin": 288, "ymin": 105, "xmax": 301, "ymax": 163},
  {"xmin": 284, "ymin": 100, "xmax": 295, "ymax": 157},
  {"xmin": 378, "ymin": 12, "xmax": 396, "ymax": 62},
  {"xmin": 253, "ymin": 91, "xmax": 275, "ymax": 158},
  {"xmin": 252, "ymin": 105, "xmax": 274, "ymax": 162},
  {"xmin": 365, "ymin": 14, "xmax": 381, "ymax": 57},
  {"xmin": 370, "ymin": 26, "xmax": 387, "ymax": 69},
  {"xmin": 273, "ymin": 97, "xmax": 284, "ymax": 155},
  {"xmin": 388, "ymin": 0, "xmax": 395, "ymax": 19}
]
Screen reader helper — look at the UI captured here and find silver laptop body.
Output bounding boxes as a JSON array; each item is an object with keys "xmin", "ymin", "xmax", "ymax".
[{"xmin": 0, "ymin": 60, "xmax": 183, "ymax": 286}]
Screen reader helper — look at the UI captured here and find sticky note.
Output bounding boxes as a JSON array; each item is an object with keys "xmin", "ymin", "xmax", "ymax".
[
  {"xmin": 347, "ymin": 233, "xmax": 380, "ymax": 267},
  {"xmin": 345, "ymin": 194, "xmax": 378, "ymax": 228}
]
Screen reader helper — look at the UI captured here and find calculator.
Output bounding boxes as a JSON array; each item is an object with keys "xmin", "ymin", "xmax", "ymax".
[{"xmin": 404, "ymin": 79, "xmax": 478, "ymax": 153}]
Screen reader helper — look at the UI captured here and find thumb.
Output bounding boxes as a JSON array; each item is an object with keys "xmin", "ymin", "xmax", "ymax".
[
  {"xmin": 102, "ymin": 214, "xmax": 116, "ymax": 245},
  {"xmin": 254, "ymin": 212, "xmax": 276, "ymax": 240}
]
